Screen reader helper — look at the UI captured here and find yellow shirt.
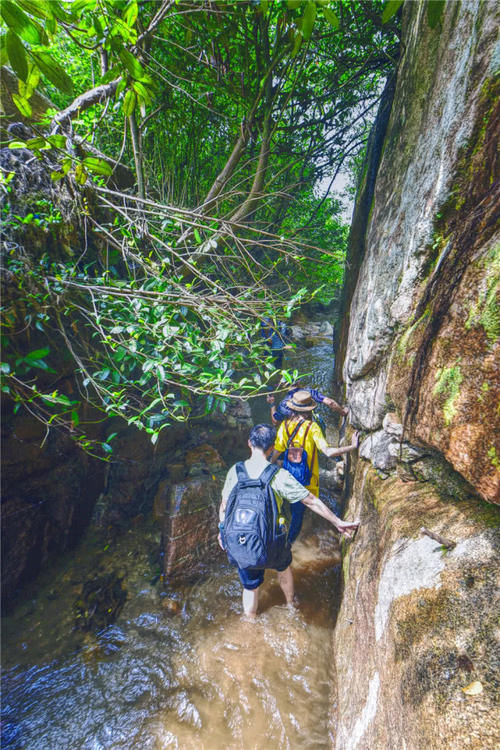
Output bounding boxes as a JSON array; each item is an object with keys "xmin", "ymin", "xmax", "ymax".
[{"xmin": 274, "ymin": 417, "xmax": 328, "ymax": 497}]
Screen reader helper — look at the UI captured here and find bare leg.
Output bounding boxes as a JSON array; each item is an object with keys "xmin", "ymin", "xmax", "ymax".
[
  {"xmin": 242, "ymin": 587, "xmax": 259, "ymax": 618},
  {"xmin": 277, "ymin": 566, "xmax": 294, "ymax": 605}
]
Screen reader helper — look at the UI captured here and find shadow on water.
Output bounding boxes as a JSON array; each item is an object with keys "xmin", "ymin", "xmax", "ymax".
[{"xmin": 2, "ymin": 331, "xmax": 345, "ymax": 749}]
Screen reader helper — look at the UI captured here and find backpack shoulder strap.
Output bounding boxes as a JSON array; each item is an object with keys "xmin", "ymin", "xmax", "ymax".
[
  {"xmin": 286, "ymin": 418, "xmax": 304, "ymax": 448},
  {"xmin": 260, "ymin": 463, "xmax": 279, "ymax": 486},
  {"xmin": 235, "ymin": 461, "xmax": 248, "ymax": 482}
]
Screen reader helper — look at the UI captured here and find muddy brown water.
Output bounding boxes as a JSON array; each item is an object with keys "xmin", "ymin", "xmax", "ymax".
[{"xmin": 2, "ymin": 334, "xmax": 345, "ymax": 749}]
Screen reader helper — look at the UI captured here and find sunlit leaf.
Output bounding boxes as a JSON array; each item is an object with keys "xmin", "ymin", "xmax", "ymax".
[
  {"xmin": 6, "ymin": 30, "xmax": 28, "ymax": 82},
  {"xmin": 31, "ymin": 51, "xmax": 74, "ymax": 95},
  {"xmin": 323, "ymin": 7, "xmax": 339, "ymax": 29},
  {"xmin": 74, "ymin": 163, "xmax": 88, "ymax": 185},
  {"xmin": 123, "ymin": 88, "xmax": 136, "ymax": 116},
  {"xmin": 382, "ymin": 0, "xmax": 404, "ymax": 24},
  {"xmin": 301, "ymin": 1, "xmax": 317, "ymax": 40},
  {"xmin": 82, "ymin": 156, "xmax": 113, "ymax": 176},
  {"xmin": 16, "ymin": 0, "xmax": 54, "ymax": 21},
  {"xmin": 12, "ymin": 93, "xmax": 31, "ymax": 117},
  {"xmin": 124, "ymin": 1, "xmax": 139, "ymax": 28},
  {"xmin": 0, "ymin": 1, "xmax": 41, "ymax": 44},
  {"xmin": 119, "ymin": 48, "xmax": 146, "ymax": 81},
  {"xmin": 26, "ymin": 136, "xmax": 48, "ymax": 149}
]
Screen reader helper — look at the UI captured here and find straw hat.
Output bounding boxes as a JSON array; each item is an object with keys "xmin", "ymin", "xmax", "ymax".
[{"xmin": 289, "ymin": 389, "xmax": 316, "ymax": 412}]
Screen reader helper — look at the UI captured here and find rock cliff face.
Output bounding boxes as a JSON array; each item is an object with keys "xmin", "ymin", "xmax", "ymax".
[{"xmin": 334, "ymin": 1, "xmax": 499, "ymax": 748}]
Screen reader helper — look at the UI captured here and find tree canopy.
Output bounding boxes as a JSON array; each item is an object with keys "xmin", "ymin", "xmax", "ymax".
[{"xmin": 0, "ymin": 0, "xmax": 400, "ymax": 454}]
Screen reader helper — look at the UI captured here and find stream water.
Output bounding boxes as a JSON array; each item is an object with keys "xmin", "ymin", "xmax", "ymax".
[{"xmin": 2, "ymin": 325, "xmax": 345, "ymax": 750}]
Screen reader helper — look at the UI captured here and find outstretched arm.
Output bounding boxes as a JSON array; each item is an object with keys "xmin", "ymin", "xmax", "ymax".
[
  {"xmin": 323, "ymin": 395, "xmax": 348, "ymax": 416},
  {"xmin": 300, "ymin": 493, "xmax": 359, "ymax": 539},
  {"xmin": 323, "ymin": 431, "xmax": 359, "ymax": 458},
  {"xmin": 266, "ymin": 394, "xmax": 279, "ymax": 425}
]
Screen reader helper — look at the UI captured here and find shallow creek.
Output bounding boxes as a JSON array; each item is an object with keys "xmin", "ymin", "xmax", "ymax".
[{"xmin": 2, "ymin": 330, "xmax": 345, "ymax": 749}]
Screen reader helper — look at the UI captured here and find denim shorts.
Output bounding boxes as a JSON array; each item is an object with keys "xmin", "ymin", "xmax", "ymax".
[{"xmin": 237, "ymin": 550, "xmax": 292, "ymax": 590}]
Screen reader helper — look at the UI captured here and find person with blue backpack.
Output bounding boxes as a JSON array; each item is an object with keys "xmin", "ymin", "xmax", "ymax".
[
  {"xmin": 270, "ymin": 390, "xmax": 359, "ymax": 545},
  {"xmin": 218, "ymin": 423, "xmax": 359, "ymax": 619}
]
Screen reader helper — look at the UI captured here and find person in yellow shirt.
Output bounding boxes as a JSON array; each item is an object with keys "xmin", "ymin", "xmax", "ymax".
[{"xmin": 270, "ymin": 389, "xmax": 359, "ymax": 543}]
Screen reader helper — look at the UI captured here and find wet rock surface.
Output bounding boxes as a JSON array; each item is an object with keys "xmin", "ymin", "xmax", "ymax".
[
  {"xmin": 334, "ymin": 464, "xmax": 500, "ymax": 750},
  {"xmin": 334, "ymin": 1, "xmax": 500, "ymax": 747},
  {"xmin": 340, "ymin": 0, "xmax": 500, "ymax": 502}
]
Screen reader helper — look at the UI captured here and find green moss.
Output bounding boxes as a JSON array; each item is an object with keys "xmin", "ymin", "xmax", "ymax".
[
  {"xmin": 471, "ymin": 496, "xmax": 500, "ymax": 528},
  {"xmin": 487, "ymin": 446, "xmax": 500, "ymax": 469},
  {"xmin": 397, "ymin": 307, "xmax": 431, "ymax": 355},
  {"xmin": 465, "ymin": 242, "xmax": 500, "ymax": 344},
  {"xmin": 433, "ymin": 363, "xmax": 463, "ymax": 424},
  {"xmin": 342, "ymin": 546, "xmax": 350, "ymax": 582}
]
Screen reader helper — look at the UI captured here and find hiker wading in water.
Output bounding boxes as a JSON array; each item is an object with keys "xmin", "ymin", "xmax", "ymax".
[
  {"xmin": 270, "ymin": 389, "xmax": 359, "ymax": 544},
  {"xmin": 218, "ymin": 424, "xmax": 359, "ymax": 618}
]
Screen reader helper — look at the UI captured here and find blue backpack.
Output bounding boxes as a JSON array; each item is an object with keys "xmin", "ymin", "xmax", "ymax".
[
  {"xmin": 222, "ymin": 463, "xmax": 290, "ymax": 570},
  {"xmin": 282, "ymin": 419, "xmax": 315, "ymax": 486}
]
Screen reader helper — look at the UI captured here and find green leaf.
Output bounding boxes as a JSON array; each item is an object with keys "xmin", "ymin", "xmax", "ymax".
[
  {"xmin": 26, "ymin": 136, "xmax": 48, "ymax": 149},
  {"xmin": 74, "ymin": 163, "xmax": 88, "ymax": 185},
  {"xmin": 102, "ymin": 442, "xmax": 113, "ymax": 453},
  {"xmin": 0, "ymin": 34, "xmax": 8, "ymax": 66},
  {"xmin": 31, "ymin": 51, "xmax": 74, "ymax": 95},
  {"xmin": 427, "ymin": 0, "xmax": 445, "ymax": 28},
  {"xmin": 382, "ymin": 0, "xmax": 404, "ymax": 24},
  {"xmin": 82, "ymin": 156, "xmax": 113, "ymax": 176},
  {"xmin": 47, "ymin": 134, "xmax": 67, "ymax": 148},
  {"xmin": 71, "ymin": 0, "xmax": 97, "ymax": 13},
  {"xmin": 0, "ymin": 362, "xmax": 11, "ymax": 374},
  {"xmin": 12, "ymin": 93, "xmax": 32, "ymax": 117},
  {"xmin": 115, "ymin": 77, "xmax": 127, "ymax": 98},
  {"xmin": 291, "ymin": 30, "xmax": 303, "ymax": 57},
  {"xmin": 322, "ymin": 7, "xmax": 339, "ymax": 29},
  {"xmin": 101, "ymin": 65, "xmax": 121, "ymax": 84},
  {"xmin": 71, "ymin": 409, "xmax": 80, "ymax": 426},
  {"xmin": 131, "ymin": 79, "xmax": 151, "ymax": 106},
  {"xmin": 19, "ymin": 62, "xmax": 40, "ymax": 98},
  {"xmin": 16, "ymin": 0, "xmax": 54, "ymax": 20},
  {"xmin": 194, "ymin": 228, "xmax": 202, "ymax": 244},
  {"xmin": 6, "ymin": 30, "xmax": 28, "ymax": 82},
  {"xmin": 124, "ymin": 1, "xmax": 138, "ymax": 28},
  {"xmin": 122, "ymin": 88, "xmax": 136, "ymax": 116},
  {"xmin": 25, "ymin": 347, "xmax": 50, "ymax": 359},
  {"xmin": 0, "ymin": 1, "xmax": 41, "ymax": 44},
  {"xmin": 8, "ymin": 140, "xmax": 27, "ymax": 149},
  {"xmin": 118, "ymin": 49, "xmax": 145, "ymax": 81},
  {"xmin": 287, "ymin": 0, "xmax": 303, "ymax": 9},
  {"xmin": 301, "ymin": 1, "xmax": 317, "ymax": 40}
]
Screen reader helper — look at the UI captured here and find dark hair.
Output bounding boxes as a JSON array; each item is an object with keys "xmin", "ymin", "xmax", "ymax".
[{"xmin": 249, "ymin": 423, "xmax": 276, "ymax": 451}]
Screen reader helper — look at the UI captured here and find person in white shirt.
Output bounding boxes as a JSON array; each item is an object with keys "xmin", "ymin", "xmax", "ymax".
[{"xmin": 218, "ymin": 424, "xmax": 359, "ymax": 618}]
